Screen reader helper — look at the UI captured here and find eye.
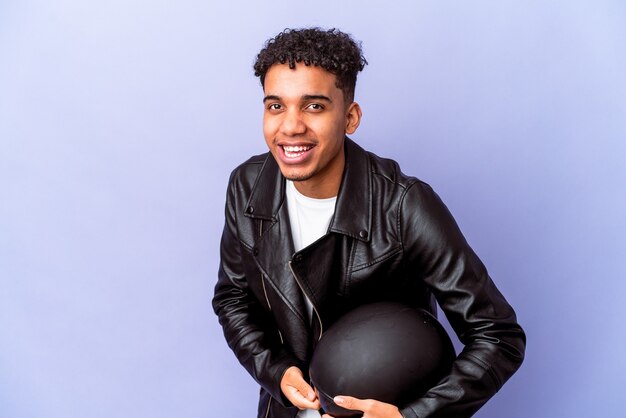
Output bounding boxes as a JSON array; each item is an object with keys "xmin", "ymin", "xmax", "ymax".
[
  {"xmin": 267, "ymin": 103, "xmax": 282, "ymax": 111},
  {"xmin": 306, "ymin": 103, "xmax": 324, "ymax": 111}
]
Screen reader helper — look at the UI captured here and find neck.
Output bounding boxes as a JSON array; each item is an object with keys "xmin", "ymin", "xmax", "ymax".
[
  {"xmin": 293, "ymin": 178, "xmax": 341, "ymax": 199},
  {"xmin": 293, "ymin": 154, "xmax": 345, "ymax": 199}
]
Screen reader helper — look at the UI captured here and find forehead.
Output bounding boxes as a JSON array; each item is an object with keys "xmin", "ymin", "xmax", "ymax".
[{"xmin": 263, "ymin": 63, "xmax": 340, "ymax": 96}]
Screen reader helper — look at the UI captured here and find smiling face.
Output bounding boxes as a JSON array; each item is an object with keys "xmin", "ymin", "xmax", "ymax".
[{"xmin": 263, "ymin": 63, "xmax": 361, "ymax": 198}]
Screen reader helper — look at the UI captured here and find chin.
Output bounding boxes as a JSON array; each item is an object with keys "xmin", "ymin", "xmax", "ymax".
[
  {"xmin": 280, "ymin": 168, "xmax": 314, "ymax": 182},
  {"xmin": 284, "ymin": 172, "xmax": 314, "ymax": 182}
]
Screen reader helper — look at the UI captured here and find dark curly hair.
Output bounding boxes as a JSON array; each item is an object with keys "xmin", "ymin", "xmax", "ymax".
[{"xmin": 254, "ymin": 28, "xmax": 367, "ymax": 103}]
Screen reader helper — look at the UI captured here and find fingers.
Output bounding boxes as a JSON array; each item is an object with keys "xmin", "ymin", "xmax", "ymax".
[
  {"xmin": 333, "ymin": 396, "xmax": 402, "ymax": 418},
  {"xmin": 298, "ymin": 381, "xmax": 316, "ymax": 402},
  {"xmin": 334, "ymin": 395, "xmax": 370, "ymax": 412},
  {"xmin": 284, "ymin": 385, "xmax": 320, "ymax": 409},
  {"xmin": 280, "ymin": 367, "xmax": 321, "ymax": 410}
]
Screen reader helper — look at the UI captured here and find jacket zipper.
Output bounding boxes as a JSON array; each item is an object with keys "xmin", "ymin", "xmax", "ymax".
[
  {"xmin": 288, "ymin": 260, "xmax": 323, "ymax": 341},
  {"xmin": 261, "ymin": 273, "xmax": 284, "ymax": 344},
  {"xmin": 258, "ymin": 219, "xmax": 281, "ymax": 416},
  {"xmin": 261, "ymin": 273, "xmax": 273, "ymax": 311},
  {"xmin": 259, "ymin": 220, "xmax": 273, "ymax": 309},
  {"xmin": 264, "ymin": 396, "xmax": 272, "ymax": 418},
  {"xmin": 259, "ymin": 220, "xmax": 284, "ymax": 344}
]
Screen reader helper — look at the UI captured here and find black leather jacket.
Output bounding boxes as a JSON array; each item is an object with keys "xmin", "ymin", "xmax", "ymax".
[{"xmin": 213, "ymin": 138, "xmax": 525, "ymax": 418}]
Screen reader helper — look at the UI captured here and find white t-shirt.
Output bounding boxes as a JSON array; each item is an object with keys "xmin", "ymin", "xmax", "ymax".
[
  {"xmin": 285, "ymin": 180, "xmax": 336, "ymax": 418},
  {"xmin": 286, "ymin": 179, "xmax": 336, "ymax": 252}
]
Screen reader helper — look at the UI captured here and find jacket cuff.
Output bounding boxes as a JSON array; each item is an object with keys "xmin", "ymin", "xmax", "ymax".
[
  {"xmin": 267, "ymin": 356, "xmax": 306, "ymax": 408},
  {"xmin": 400, "ymin": 406, "xmax": 419, "ymax": 418}
]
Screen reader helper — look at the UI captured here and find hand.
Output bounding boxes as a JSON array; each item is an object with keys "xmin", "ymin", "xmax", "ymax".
[
  {"xmin": 280, "ymin": 366, "xmax": 321, "ymax": 410},
  {"xmin": 322, "ymin": 396, "xmax": 402, "ymax": 418}
]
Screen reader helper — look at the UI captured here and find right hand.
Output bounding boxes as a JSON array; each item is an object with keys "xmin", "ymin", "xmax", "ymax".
[{"xmin": 280, "ymin": 366, "xmax": 321, "ymax": 410}]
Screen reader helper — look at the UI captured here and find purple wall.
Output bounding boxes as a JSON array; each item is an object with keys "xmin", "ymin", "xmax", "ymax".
[{"xmin": 1, "ymin": 1, "xmax": 625, "ymax": 417}]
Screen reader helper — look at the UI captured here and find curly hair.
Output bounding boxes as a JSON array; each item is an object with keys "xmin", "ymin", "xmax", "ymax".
[{"xmin": 254, "ymin": 28, "xmax": 367, "ymax": 103}]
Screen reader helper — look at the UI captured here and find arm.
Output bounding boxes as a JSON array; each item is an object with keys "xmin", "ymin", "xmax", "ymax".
[
  {"xmin": 212, "ymin": 171, "xmax": 303, "ymax": 406},
  {"xmin": 398, "ymin": 181, "xmax": 526, "ymax": 418}
]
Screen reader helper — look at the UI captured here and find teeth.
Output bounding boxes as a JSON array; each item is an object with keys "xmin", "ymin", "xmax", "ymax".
[
  {"xmin": 282, "ymin": 145, "xmax": 313, "ymax": 158},
  {"xmin": 283, "ymin": 145, "xmax": 312, "ymax": 152}
]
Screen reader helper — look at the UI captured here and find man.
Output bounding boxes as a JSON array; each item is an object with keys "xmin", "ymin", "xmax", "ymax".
[{"xmin": 213, "ymin": 28, "xmax": 525, "ymax": 418}]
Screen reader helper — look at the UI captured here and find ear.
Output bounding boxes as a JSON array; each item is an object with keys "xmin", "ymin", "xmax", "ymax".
[{"xmin": 345, "ymin": 102, "xmax": 362, "ymax": 134}]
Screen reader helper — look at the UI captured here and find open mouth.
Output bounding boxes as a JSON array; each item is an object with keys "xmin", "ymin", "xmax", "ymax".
[{"xmin": 281, "ymin": 144, "xmax": 315, "ymax": 159}]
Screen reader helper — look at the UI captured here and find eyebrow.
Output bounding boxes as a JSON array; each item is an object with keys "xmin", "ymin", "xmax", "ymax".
[
  {"xmin": 263, "ymin": 95, "xmax": 281, "ymax": 103},
  {"xmin": 262, "ymin": 94, "xmax": 333, "ymax": 103},
  {"xmin": 303, "ymin": 94, "xmax": 332, "ymax": 103}
]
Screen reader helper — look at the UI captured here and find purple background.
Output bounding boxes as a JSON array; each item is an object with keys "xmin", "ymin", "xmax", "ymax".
[{"xmin": 1, "ymin": 1, "xmax": 625, "ymax": 417}]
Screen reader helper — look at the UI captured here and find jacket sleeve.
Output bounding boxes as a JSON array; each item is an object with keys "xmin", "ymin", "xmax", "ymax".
[
  {"xmin": 398, "ymin": 181, "xmax": 526, "ymax": 418},
  {"xmin": 212, "ymin": 171, "xmax": 302, "ymax": 406}
]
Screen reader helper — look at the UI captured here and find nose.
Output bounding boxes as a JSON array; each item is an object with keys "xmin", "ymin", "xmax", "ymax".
[{"xmin": 280, "ymin": 109, "xmax": 306, "ymax": 136}]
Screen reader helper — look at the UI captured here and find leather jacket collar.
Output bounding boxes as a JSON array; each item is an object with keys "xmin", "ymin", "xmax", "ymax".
[{"xmin": 244, "ymin": 137, "xmax": 372, "ymax": 243}]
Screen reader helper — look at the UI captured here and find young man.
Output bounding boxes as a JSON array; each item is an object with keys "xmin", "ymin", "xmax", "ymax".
[{"xmin": 213, "ymin": 28, "xmax": 525, "ymax": 418}]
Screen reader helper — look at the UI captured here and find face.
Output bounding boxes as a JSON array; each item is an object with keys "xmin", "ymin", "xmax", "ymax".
[{"xmin": 263, "ymin": 63, "xmax": 361, "ymax": 198}]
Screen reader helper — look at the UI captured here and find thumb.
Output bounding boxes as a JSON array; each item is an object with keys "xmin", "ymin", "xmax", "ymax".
[{"xmin": 333, "ymin": 395, "xmax": 365, "ymax": 412}]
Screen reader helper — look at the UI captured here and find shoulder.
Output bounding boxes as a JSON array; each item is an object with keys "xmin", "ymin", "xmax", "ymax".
[
  {"xmin": 363, "ymin": 146, "xmax": 427, "ymax": 192},
  {"xmin": 360, "ymin": 145, "xmax": 446, "ymax": 219},
  {"xmin": 223, "ymin": 152, "xmax": 272, "ymax": 210},
  {"xmin": 225, "ymin": 152, "xmax": 273, "ymax": 200},
  {"xmin": 228, "ymin": 152, "xmax": 270, "ymax": 184}
]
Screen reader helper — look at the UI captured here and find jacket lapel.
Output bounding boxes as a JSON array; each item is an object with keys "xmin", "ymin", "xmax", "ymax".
[
  {"xmin": 244, "ymin": 155, "xmax": 309, "ymax": 326},
  {"xmin": 329, "ymin": 138, "xmax": 372, "ymax": 243}
]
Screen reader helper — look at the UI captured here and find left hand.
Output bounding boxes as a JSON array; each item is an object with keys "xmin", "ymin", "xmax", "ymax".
[{"xmin": 321, "ymin": 396, "xmax": 402, "ymax": 418}]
